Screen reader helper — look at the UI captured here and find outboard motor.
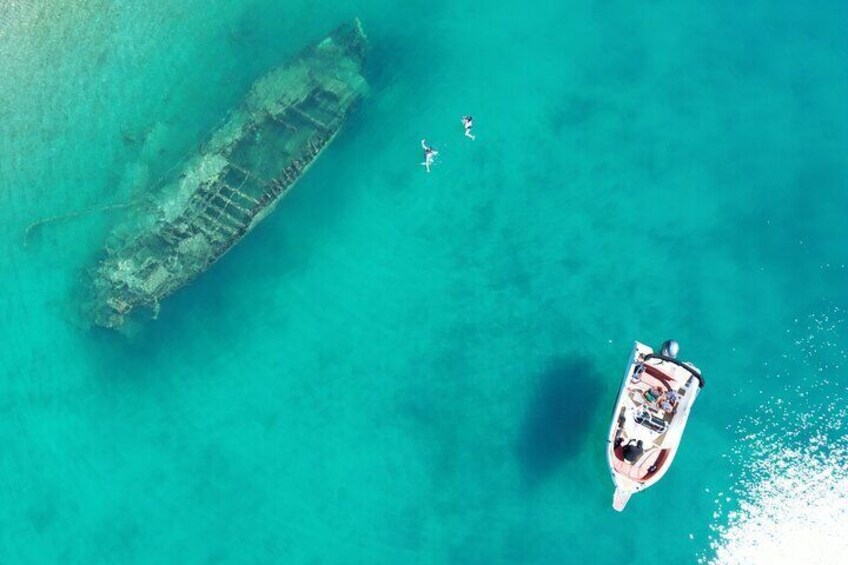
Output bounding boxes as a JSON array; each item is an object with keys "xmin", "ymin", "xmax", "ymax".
[{"xmin": 661, "ymin": 339, "xmax": 679, "ymax": 359}]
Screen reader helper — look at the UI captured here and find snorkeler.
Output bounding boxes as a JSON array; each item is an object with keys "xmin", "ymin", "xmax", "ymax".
[
  {"xmin": 421, "ymin": 139, "xmax": 438, "ymax": 173},
  {"xmin": 461, "ymin": 115, "xmax": 475, "ymax": 140}
]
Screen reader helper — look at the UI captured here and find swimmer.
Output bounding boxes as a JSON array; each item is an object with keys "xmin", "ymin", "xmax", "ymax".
[
  {"xmin": 421, "ymin": 139, "xmax": 438, "ymax": 173},
  {"xmin": 461, "ymin": 116, "xmax": 475, "ymax": 140}
]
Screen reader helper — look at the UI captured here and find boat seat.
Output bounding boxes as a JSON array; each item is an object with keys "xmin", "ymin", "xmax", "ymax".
[
  {"xmin": 642, "ymin": 364, "xmax": 674, "ymax": 391},
  {"xmin": 640, "ymin": 449, "xmax": 670, "ymax": 481},
  {"xmin": 612, "ymin": 448, "xmax": 662, "ymax": 480}
]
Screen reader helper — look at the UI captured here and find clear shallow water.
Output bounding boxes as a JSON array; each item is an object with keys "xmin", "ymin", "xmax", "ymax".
[{"xmin": 0, "ymin": 1, "xmax": 846, "ymax": 563}]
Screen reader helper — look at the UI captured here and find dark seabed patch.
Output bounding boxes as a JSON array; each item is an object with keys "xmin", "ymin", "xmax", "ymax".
[{"xmin": 516, "ymin": 356, "xmax": 604, "ymax": 486}]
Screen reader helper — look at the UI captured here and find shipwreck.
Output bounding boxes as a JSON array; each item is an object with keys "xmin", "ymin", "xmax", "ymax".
[{"xmin": 86, "ymin": 20, "xmax": 368, "ymax": 330}]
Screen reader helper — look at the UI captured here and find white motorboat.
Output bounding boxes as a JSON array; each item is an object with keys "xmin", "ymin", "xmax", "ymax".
[{"xmin": 607, "ymin": 340, "xmax": 705, "ymax": 511}]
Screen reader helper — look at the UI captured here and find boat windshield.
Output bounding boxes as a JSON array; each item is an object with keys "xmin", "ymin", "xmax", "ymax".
[{"xmin": 635, "ymin": 410, "xmax": 668, "ymax": 433}]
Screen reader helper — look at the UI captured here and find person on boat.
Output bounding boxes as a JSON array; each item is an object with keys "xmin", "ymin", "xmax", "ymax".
[
  {"xmin": 622, "ymin": 440, "xmax": 644, "ymax": 463},
  {"xmin": 660, "ymin": 389, "xmax": 679, "ymax": 412},
  {"xmin": 461, "ymin": 116, "xmax": 476, "ymax": 140},
  {"xmin": 421, "ymin": 139, "xmax": 438, "ymax": 173},
  {"xmin": 630, "ymin": 362, "xmax": 645, "ymax": 384},
  {"xmin": 644, "ymin": 386, "xmax": 662, "ymax": 404}
]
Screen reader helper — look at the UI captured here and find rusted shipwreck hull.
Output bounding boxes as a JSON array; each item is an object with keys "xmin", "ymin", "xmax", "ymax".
[{"xmin": 87, "ymin": 20, "xmax": 368, "ymax": 330}]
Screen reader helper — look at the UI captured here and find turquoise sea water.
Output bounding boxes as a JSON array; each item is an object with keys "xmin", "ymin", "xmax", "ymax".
[{"xmin": 1, "ymin": 1, "xmax": 847, "ymax": 563}]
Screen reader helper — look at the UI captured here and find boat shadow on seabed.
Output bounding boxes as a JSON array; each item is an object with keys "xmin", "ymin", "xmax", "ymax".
[{"xmin": 516, "ymin": 356, "xmax": 604, "ymax": 487}]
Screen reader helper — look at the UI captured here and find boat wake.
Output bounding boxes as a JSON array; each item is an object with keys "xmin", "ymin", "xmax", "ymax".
[{"xmin": 706, "ymin": 308, "xmax": 848, "ymax": 565}]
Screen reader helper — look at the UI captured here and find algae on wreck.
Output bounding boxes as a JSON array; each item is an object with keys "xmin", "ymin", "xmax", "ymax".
[{"xmin": 86, "ymin": 20, "xmax": 368, "ymax": 330}]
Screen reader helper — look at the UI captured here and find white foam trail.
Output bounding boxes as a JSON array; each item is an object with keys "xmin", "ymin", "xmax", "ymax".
[
  {"xmin": 707, "ymin": 308, "xmax": 848, "ymax": 565},
  {"xmin": 709, "ymin": 437, "xmax": 848, "ymax": 564}
]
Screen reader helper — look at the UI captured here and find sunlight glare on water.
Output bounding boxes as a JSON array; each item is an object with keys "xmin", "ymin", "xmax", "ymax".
[{"xmin": 707, "ymin": 308, "xmax": 848, "ymax": 565}]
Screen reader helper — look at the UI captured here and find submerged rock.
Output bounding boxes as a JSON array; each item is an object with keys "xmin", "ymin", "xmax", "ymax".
[{"xmin": 86, "ymin": 20, "xmax": 368, "ymax": 330}]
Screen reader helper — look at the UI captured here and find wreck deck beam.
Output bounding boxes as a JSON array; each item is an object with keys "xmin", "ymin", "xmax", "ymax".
[
  {"xmin": 289, "ymin": 106, "xmax": 329, "ymax": 131},
  {"xmin": 224, "ymin": 185, "xmax": 261, "ymax": 207}
]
